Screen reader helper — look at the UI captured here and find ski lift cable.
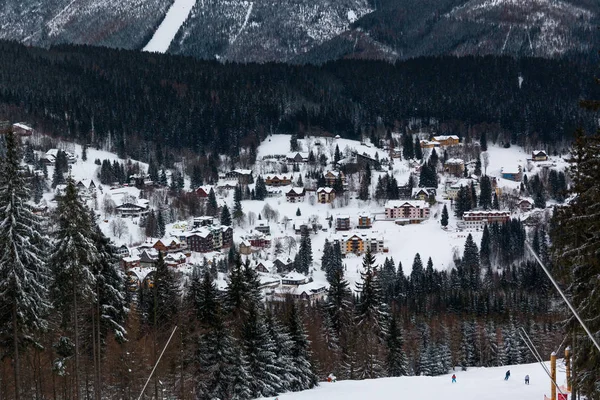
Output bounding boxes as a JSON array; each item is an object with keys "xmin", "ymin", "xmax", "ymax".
[
  {"xmin": 518, "ymin": 330, "xmax": 565, "ymax": 396},
  {"xmin": 525, "ymin": 241, "xmax": 600, "ymax": 354},
  {"xmin": 136, "ymin": 325, "xmax": 179, "ymax": 400},
  {"xmin": 520, "ymin": 327, "xmax": 549, "ymax": 370}
]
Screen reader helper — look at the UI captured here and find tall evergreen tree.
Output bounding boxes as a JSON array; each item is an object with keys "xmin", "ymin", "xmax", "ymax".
[
  {"xmin": 551, "ymin": 129, "xmax": 600, "ymax": 398},
  {"xmin": 414, "ymin": 137, "xmax": 423, "ymax": 160},
  {"xmin": 141, "ymin": 252, "xmax": 180, "ymax": 328},
  {"xmin": 49, "ymin": 178, "xmax": 99, "ymax": 399},
  {"xmin": 221, "ymin": 204, "xmax": 232, "ymax": 226},
  {"xmin": 441, "ymin": 204, "xmax": 449, "ymax": 228},
  {"xmin": 0, "ymin": 130, "xmax": 51, "ymax": 400},
  {"xmin": 334, "ymin": 144, "xmax": 341, "ymax": 164},
  {"xmin": 286, "ymin": 302, "xmax": 318, "ymax": 391},
  {"xmin": 480, "ymin": 132, "xmax": 488, "ymax": 151},
  {"xmin": 157, "ymin": 209, "xmax": 166, "ymax": 238},
  {"xmin": 255, "ymin": 175, "xmax": 267, "ymax": 201},
  {"xmin": 207, "ymin": 188, "xmax": 218, "ymax": 216},
  {"xmin": 386, "ymin": 314, "xmax": 408, "ymax": 377},
  {"xmin": 402, "ymin": 134, "xmax": 414, "ymax": 160},
  {"xmin": 233, "ymin": 185, "xmax": 244, "ymax": 223},
  {"xmin": 479, "ymin": 175, "xmax": 493, "ymax": 209}
]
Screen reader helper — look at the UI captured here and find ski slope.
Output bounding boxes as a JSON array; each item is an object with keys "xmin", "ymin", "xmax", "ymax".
[
  {"xmin": 257, "ymin": 362, "xmax": 568, "ymax": 400},
  {"xmin": 143, "ymin": 0, "xmax": 196, "ymax": 53}
]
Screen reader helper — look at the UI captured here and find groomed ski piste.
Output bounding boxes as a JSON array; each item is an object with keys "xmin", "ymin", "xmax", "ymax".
[
  {"xmin": 144, "ymin": 0, "xmax": 197, "ymax": 53},
  {"xmin": 257, "ymin": 361, "xmax": 567, "ymax": 400}
]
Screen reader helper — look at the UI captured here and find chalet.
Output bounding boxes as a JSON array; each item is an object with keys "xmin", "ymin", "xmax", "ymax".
[
  {"xmin": 194, "ymin": 186, "xmax": 213, "ymax": 199},
  {"xmin": 432, "ymin": 135, "xmax": 460, "ymax": 146},
  {"xmin": 357, "ymin": 213, "xmax": 372, "ymax": 229},
  {"xmin": 316, "ymin": 187, "xmax": 335, "ymax": 204},
  {"xmin": 139, "ymin": 249, "xmax": 159, "ymax": 268},
  {"xmin": 225, "ymin": 169, "xmax": 253, "ymax": 184},
  {"xmin": 255, "ymin": 260, "xmax": 274, "ymax": 274},
  {"xmin": 335, "ymin": 215, "xmax": 351, "ymax": 231},
  {"xmin": 255, "ymin": 223, "xmax": 271, "ymax": 235},
  {"xmin": 444, "ymin": 158, "xmax": 465, "ymax": 176},
  {"xmin": 412, "ymin": 188, "xmax": 436, "ymax": 201},
  {"xmin": 274, "ymin": 257, "xmax": 294, "ymax": 273},
  {"xmin": 32, "ymin": 203, "xmax": 48, "ymax": 216},
  {"xmin": 286, "ymin": 152, "xmax": 309, "ymax": 163},
  {"xmin": 115, "ymin": 201, "xmax": 149, "ymax": 218},
  {"xmin": 12, "ymin": 123, "xmax": 34, "ymax": 136},
  {"xmin": 239, "ymin": 240, "xmax": 252, "ymax": 255},
  {"xmin": 152, "ymin": 238, "xmax": 183, "ymax": 253},
  {"xmin": 258, "ymin": 274, "xmax": 281, "ymax": 290},
  {"xmin": 532, "ymin": 150, "xmax": 548, "ymax": 162},
  {"xmin": 165, "ymin": 252, "xmax": 187, "ymax": 268},
  {"xmin": 324, "ymin": 170, "xmax": 345, "ymax": 187},
  {"xmin": 271, "ymin": 282, "xmax": 327, "ymax": 304},
  {"xmin": 420, "ymin": 140, "xmax": 440, "ymax": 149},
  {"xmin": 281, "ymin": 272, "xmax": 307, "ymax": 286},
  {"xmin": 461, "ymin": 210, "xmax": 511, "ymax": 230},
  {"xmin": 120, "ymin": 255, "xmax": 140, "ymax": 269},
  {"xmin": 115, "ymin": 245, "xmax": 130, "ymax": 258},
  {"xmin": 186, "ymin": 229, "xmax": 214, "ymax": 253},
  {"xmin": 518, "ymin": 198, "xmax": 534, "ymax": 212},
  {"xmin": 249, "ymin": 233, "xmax": 271, "ymax": 249},
  {"xmin": 265, "ymin": 175, "xmax": 292, "ymax": 186},
  {"xmin": 193, "ymin": 216, "xmax": 214, "ymax": 228},
  {"xmin": 501, "ymin": 165, "xmax": 523, "ymax": 182},
  {"xmin": 266, "ymin": 187, "xmax": 283, "ymax": 197},
  {"xmin": 286, "ymin": 187, "xmax": 305, "ymax": 203},
  {"xmin": 384, "ymin": 200, "xmax": 430, "ymax": 222},
  {"xmin": 43, "ymin": 149, "xmax": 77, "ymax": 165},
  {"xmin": 217, "ymin": 182, "xmax": 237, "ymax": 190}
]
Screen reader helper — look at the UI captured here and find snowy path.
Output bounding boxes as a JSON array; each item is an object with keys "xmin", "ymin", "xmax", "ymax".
[
  {"xmin": 143, "ymin": 0, "xmax": 197, "ymax": 53},
  {"xmin": 231, "ymin": 2, "xmax": 254, "ymax": 44},
  {"xmin": 23, "ymin": 0, "xmax": 80, "ymax": 42}
]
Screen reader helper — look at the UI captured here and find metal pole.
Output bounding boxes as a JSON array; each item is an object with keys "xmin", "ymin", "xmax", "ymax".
[
  {"xmin": 137, "ymin": 325, "xmax": 178, "ymax": 400},
  {"xmin": 565, "ymin": 346, "xmax": 571, "ymax": 392},
  {"xmin": 551, "ymin": 352, "xmax": 557, "ymax": 400},
  {"xmin": 525, "ymin": 242, "xmax": 600, "ymax": 353}
]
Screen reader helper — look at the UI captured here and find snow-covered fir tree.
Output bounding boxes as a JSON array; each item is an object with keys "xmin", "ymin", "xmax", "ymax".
[{"xmin": 0, "ymin": 130, "xmax": 51, "ymax": 399}]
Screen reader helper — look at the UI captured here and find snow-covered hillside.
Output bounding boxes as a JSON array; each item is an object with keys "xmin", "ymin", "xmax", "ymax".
[{"xmin": 257, "ymin": 361, "xmax": 568, "ymax": 400}]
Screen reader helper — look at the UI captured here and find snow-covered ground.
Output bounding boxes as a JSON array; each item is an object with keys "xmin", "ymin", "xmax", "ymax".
[
  {"xmin": 257, "ymin": 361, "xmax": 568, "ymax": 400},
  {"xmin": 143, "ymin": 0, "xmax": 197, "ymax": 53}
]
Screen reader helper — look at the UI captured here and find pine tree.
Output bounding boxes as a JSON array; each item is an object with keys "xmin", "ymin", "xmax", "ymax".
[
  {"xmin": 386, "ymin": 314, "xmax": 408, "ymax": 376},
  {"xmin": 325, "ymin": 266, "xmax": 353, "ymax": 352},
  {"xmin": 334, "ymin": 144, "xmax": 341, "ymax": 164},
  {"xmin": 49, "ymin": 178, "xmax": 99, "ymax": 399},
  {"xmin": 462, "ymin": 234, "xmax": 481, "ymax": 292},
  {"xmin": 492, "ymin": 192, "xmax": 500, "ymax": 209},
  {"xmin": 355, "ymin": 248, "xmax": 388, "ymax": 379},
  {"xmin": 0, "ymin": 130, "xmax": 51, "ymax": 400},
  {"xmin": 295, "ymin": 228, "xmax": 312, "ymax": 274},
  {"xmin": 429, "ymin": 148, "xmax": 439, "ymax": 169},
  {"xmin": 159, "ymin": 169, "xmax": 168, "ymax": 186},
  {"xmin": 145, "ymin": 209, "xmax": 158, "ymax": 238},
  {"xmin": 402, "ymin": 134, "xmax": 414, "ymax": 160},
  {"xmin": 480, "ymin": 225, "xmax": 491, "ymax": 270},
  {"xmin": 255, "ymin": 175, "xmax": 267, "ymax": 200},
  {"xmin": 441, "ymin": 204, "xmax": 449, "ymax": 228},
  {"xmin": 551, "ymin": 129, "xmax": 600, "ymax": 398},
  {"xmin": 157, "ymin": 209, "xmax": 166, "ymax": 238},
  {"xmin": 296, "ymin": 207, "xmax": 301, "ymax": 216},
  {"xmin": 454, "ymin": 186, "xmax": 471, "ymax": 218},
  {"xmin": 479, "ymin": 175, "xmax": 493, "ymax": 209},
  {"xmin": 480, "ymin": 132, "xmax": 488, "ymax": 151},
  {"xmin": 233, "ymin": 185, "xmax": 244, "ymax": 223},
  {"xmin": 207, "ymin": 188, "xmax": 218, "ymax": 216},
  {"xmin": 141, "ymin": 252, "xmax": 180, "ymax": 328},
  {"xmin": 474, "ymin": 157, "xmax": 482, "ymax": 176},
  {"xmin": 82, "ymin": 143, "xmax": 87, "ymax": 161},
  {"xmin": 286, "ymin": 302, "xmax": 318, "ymax": 391},
  {"xmin": 414, "ymin": 137, "xmax": 423, "ymax": 160},
  {"xmin": 221, "ymin": 204, "xmax": 232, "ymax": 226}
]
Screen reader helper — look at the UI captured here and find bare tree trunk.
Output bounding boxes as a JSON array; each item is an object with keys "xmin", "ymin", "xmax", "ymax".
[
  {"xmin": 92, "ymin": 306, "xmax": 99, "ymax": 400},
  {"xmin": 96, "ymin": 290, "xmax": 102, "ymax": 400},
  {"xmin": 13, "ymin": 304, "xmax": 21, "ymax": 400},
  {"xmin": 74, "ymin": 284, "xmax": 80, "ymax": 400},
  {"xmin": 154, "ymin": 284, "xmax": 159, "ymax": 400}
]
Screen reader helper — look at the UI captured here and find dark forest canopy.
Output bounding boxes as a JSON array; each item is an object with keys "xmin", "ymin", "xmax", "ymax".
[{"xmin": 0, "ymin": 40, "xmax": 598, "ymax": 162}]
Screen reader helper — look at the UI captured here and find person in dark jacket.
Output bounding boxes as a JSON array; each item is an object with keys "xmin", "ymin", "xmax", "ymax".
[
  {"xmin": 505, "ymin": 370, "xmax": 511, "ymax": 380},
  {"xmin": 525, "ymin": 375, "xmax": 529, "ymax": 385}
]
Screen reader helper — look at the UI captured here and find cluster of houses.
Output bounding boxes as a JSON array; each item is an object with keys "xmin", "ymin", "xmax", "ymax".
[{"xmin": 420, "ymin": 135, "xmax": 460, "ymax": 148}]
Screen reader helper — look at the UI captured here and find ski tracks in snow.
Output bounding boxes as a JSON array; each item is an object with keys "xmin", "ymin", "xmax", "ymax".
[{"xmin": 231, "ymin": 2, "xmax": 254, "ymax": 45}]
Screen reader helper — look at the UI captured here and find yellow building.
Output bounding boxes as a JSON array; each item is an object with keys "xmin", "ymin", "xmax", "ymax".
[{"xmin": 432, "ymin": 135, "xmax": 460, "ymax": 146}]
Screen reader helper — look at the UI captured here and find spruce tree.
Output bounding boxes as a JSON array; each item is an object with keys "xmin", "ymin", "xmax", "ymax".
[
  {"xmin": 157, "ymin": 209, "xmax": 166, "ymax": 238},
  {"xmin": 233, "ymin": 185, "xmax": 244, "ymax": 223},
  {"xmin": 286, "ymin": 302, "xmax": 318, "ymax": 391},
  {"xmin": 474, "ymin": 157, "xmax": 482, "ymax": 176},
  {"xmin": 145, "ymin": 209, "xmax": 158, "ymax": 238},
  {"xmin": 0, "ymin": 130, "xmax": 51, "ymax": 400},
  {"xmin": 402, "ymin": 134, "xmax": 414, "ymax": 160},
  {"xmin": 221, "ymin": 204, "xmax": 232, "ymax": 226},
  {"xmin": 334, "ymin": 144, "xmax": 341, "ymax": 164},
  {"xmin": 325, "ymin": 266, "xmax": 353, "ymax": 352},
  {"xmin": 414, "ymin": 137, "xmax": 423, "ymax": 160},
  {"xmin": 479, "ymin": 175, "xmax": 493, "ymax": 209},
  {"xmin": 480, "ymin": 132, "xmax": 488, "ymax": 151},
  {"xmin": 551, "ymin": 129, "xmax": 600, "ymax": 398},
  {"xmin": 49, "ymin": 178, "xmax": 99, "ymax": 399},
  {"xmin": 386, "ymin": 314, "xmax": 408, "ymax": 376},
  {"xmin": 207, "ymin": 188, "xmax": 218, "ymax": 216},
  {"xmin": 255, "ymin": 175, "xmax": 267, "ymax": 200},
  {"xmin": 141, "ymin": 252, "xmax": 180, "ymax": 328},
  {"xmin": 441, "ymin": 204, "xmax": 449, "ymax": 228}
]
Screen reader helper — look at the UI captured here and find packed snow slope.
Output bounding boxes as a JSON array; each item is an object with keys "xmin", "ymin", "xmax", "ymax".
[{"xmin": 257, "ymin": 361, "xmax": 568, "ymax": 400}]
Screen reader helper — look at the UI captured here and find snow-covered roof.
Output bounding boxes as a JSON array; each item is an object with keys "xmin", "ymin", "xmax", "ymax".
[
  {"xmin": 325, "ymin": 170, "xmax": 341, "ymax": 177},
  {"xmin": 286, "ymin": 152, "xmax": 309, "ymax": 159},
  {"xmin": 233, "ymin": 169, "xmax": 252, "ymax": 175},
  {"xmin": 336, "ymin": 214, "xmax": 350, "ymax": 219},
  {"xmin": 532, "ymin": 150, "xmax": 547, "ymax": 155},
  {"xmin": 449, "ymin": 179, "xmax": 476, "ymax": 189},
  {"xmin": 385, "ymin": 200, "xmax": 429, "ymax": 209},
  {"xmin": 519, "ymin": 197, "xmax": 534, "ymax": 204},
  {"xmin": 274, "ymin": 281, "xmax": 327, "ymax": 296},
  {"xmin": 122, "ymin": 256, "xmax": 140, "ymax": 263},
  {"xmin": 287, "ymin": 187, "xmax": 305, "ymax": 195},
  {"xmin": 13, "ymin": 123, "xmax": 33, "ymax": 131},
  {"xmin": 186, "ymin": 228, "xmax": 212, "ymax": 238},
  {"xmin": 433, "ymin": 135, "xmax": 459, "ymax": 141},
  {"xmin": 501, "ymin": 166, "xmax": 521, "ymax": 174},
  {"xmin": 317, "ymin": 187, "xmax": 334, "ymax": 193},
  {"xmin": 165, "ymin": 252, "xmax": 187, "ymax": 262},
  {"xmin": 445, "ymin": 158, "xmax": 464, "ymax": 165},
  {"xmin": 281, "ymin": 271, "xmax": 307, "ymax": 282},
  {"xmin": 46, "ymin": 149, "xmax": 59, "ymax": 157}
]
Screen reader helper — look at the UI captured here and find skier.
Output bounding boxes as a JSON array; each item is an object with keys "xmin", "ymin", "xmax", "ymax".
[
  {"xmin": 525, "ymin": 375, "xmax": 529, "ymax": 385},
  {"xmin": 505, "ymin": 370, "xmax": 511, "ymax": 380},
  {"xmin": 452, "ymin": 374, "xmax": 457, "ymax": 383}
]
